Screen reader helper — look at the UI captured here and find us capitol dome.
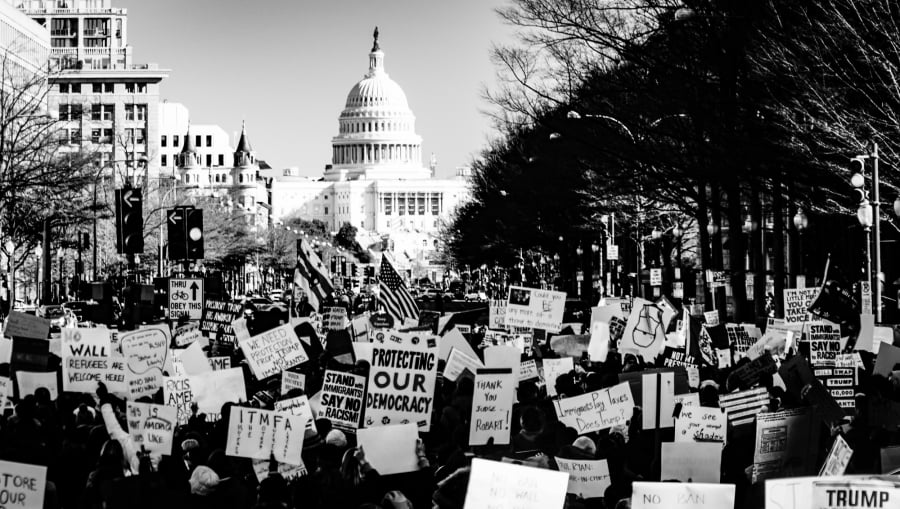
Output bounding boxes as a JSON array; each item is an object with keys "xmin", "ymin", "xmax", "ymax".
[{"xmin": 325, "ymin": 27, "xmax": 430, "ymax": 181}]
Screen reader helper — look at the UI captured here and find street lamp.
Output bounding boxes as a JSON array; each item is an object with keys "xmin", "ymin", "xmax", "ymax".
[{"xmin": 793, "ymin": 209, "xmax": 808, "ymax": 231}]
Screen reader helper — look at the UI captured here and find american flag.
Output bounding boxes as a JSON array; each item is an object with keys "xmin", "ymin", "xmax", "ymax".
[
  {"xmin": 293, "ymin": 238, "xmax": 335, "ymax": 312},
  {"xmin": 378, "ymin": 254, "xmax": 419, "ymax": 323}
]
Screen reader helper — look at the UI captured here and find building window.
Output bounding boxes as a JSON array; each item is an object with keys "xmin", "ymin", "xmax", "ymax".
[
  {"xmin": 173, "ymin": 135, "xmax": 179, "ymax": 147},
  {"xmin": 206, "ymin": 154, "xmax": 212, "ymax": 167},
  {"xmin": 206, "ymin": 135, "xmax": 212, "ymax": 146},
  {"xmin": 417, "ymin": 193, "xmax": 425, "ymax": 215},
  {"xmin": 239, "ymin": 175, "xmax": 243, "ymax": 183},
  {"xmin": 135, "ymin": 128, "xmax": 145, "ymax": 144},
  {"xmin": 218, "ymin": 154, "xmax": 224, "ymax": 166},
  {"xmin": 195, "ymin": 135, "xmax": 201, "ymax": 147},
  {"xmin": 92, "ymin": 83, "xmax": 102, "ymax": 94},
  {"xmin": 125, "ymin": 104, "xmax": 148, "ymax": 121},
  {"xmin": 59, "ymin": 83, "xmax": 81, "ymax": 94},
  {"xmin": 407, "ymin": 194, "xmax": 415, "ymax": 215},
  {"xmin": 125, "ymin": 82, "xmax": 147, "ymax": 94},
  {"xmin": 397, "ymin": 194, "xmax": 405, "ymax": 216},
  {"xmin": 431, "ymin": 193, "xmax": 441, "ymax": 215},
  {"xmin": 325, "ymin": 206, "xmax": 329, "ymax": 215},
  {"xmin": 58, "ymin": 104, "xmax": 82, "ymax": 120},
  {"xmin": 161, "ymin": 155, "xmax": 167, "ymax": 167},
  {"xmin": 161, "ymin": 135, "xmax": 167, "ymax": 147}
]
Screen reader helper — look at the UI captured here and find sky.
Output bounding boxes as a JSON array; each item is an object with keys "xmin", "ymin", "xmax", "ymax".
[{"xmin": 116, "ymin": 0, "xmax": 517, "ymax": 179}]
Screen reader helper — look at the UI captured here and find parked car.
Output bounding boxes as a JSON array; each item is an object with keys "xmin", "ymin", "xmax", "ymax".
[
  {"xmin": 37, "ymin": 304, "xmax": 68, "ymax": 332},
  {"xmin": 268, "ymin": 289, "xmax": 284, "ymax": 301},
  {"xmin": 464, "ymin": 290, "xmax": 488, "ymax": 302}
]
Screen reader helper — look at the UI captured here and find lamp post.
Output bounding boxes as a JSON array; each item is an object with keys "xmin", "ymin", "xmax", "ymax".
[
  {"xmin": 33, "ymin": 246, "xmax": 41, "ymax": 305},
  {"xmin": 57, "ymin": 247, "xmax": 64, "ymax": 303}
]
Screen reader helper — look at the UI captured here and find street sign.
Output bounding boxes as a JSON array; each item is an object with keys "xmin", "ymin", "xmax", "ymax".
[
  {"xmin": 861, "ymin": 280, "xmax": 872, "ymax": 315},
  {"xmin": 607, "ymin": 244, "xmax": 619, "ymax": 261},
  {"xmin": 650, "ymin": 268, "xmax": 662, "ymax": 286},
  {"xmin": 168, "ymin": 278, "xmax": 204, "ymax": 320}
]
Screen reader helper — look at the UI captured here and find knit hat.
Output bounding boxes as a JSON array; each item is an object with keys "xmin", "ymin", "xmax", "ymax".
[
  {"xmin": 181, "ymin": 438, "xmax": 200, "ymax": 452},
  {"xmin": 572, "ymin": 436, "xmax": 597, "ymax": 457},
  {"xmin": 189, "ymin": 466, "xmax": 220, "ymax": 496},
  {"xmin": 382, "ymin": 490, "xmax": 413, "ymax": 509},
  {"xmin": 326, "ymin": 429, "xmax": 348, "ymax": 448}
]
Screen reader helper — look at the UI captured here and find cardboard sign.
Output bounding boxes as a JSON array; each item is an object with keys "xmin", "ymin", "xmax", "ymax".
[
  {"xmin": 469, "ymin": 368, "xmax": 516, "ymax": 446},
  {"xmin": 783, "ymin": 288, "xmax": 819, "ymax": 324},
  {"xmin": 226, "ymin": 406, "xmax": 304, "ymax": 465},
  {"xmin": 505, "ymin": 286, "xmax": 566, "ymax": 333},
  {"xmin": 808, "ymin": 323, "xmax": 841, "ymax": 366},
  {"xmin": 749, "ymin": 319, "xmax": 791, "ymax": 360},
  {"xmin": 543, "ymin": 357, "xmax": 573, "ymax": 397},
  {"xmin": 126, "ymin": 402, "xmax": 176, "ymax": 455},
  {"xmin": 163, "ymin": 376, "xmax": 193, "ymax": 425},
  {"xmin": 173, "ymin": 322, "xmax": 203, "ymax": 347},
  {"xmin": 240, "ymin": 324, "xmax": 309, "ymax": 380},
  {"xmin": 464, "ymin": 458, "xmax": 569, "ymax": 509},
  {"xmin": 489, "ymin": 300, "xmax": 507, "ymax": 330},
  {"xmin": 323, "ymin": 307, "xmax": 349, "ymax": 331},
  {"xmin": 554, "ymin": 382, "xmax": 634, "ymax": 434},
  {"xmin": 730, "ymin": 354, "xmax": 777, "ymax": 390},
  {"xmin": 200, "ymin": 300, "xmax": 244, "ymax": 342},
  {"xmin": 555, "ymin": 458, "xmax": 610, "ymax": 499},
  {"xmin": 0, "ymin": 460, "xmax": 46, "ymax": 509},
  {"xmin": 443, "ymin": 347, "xmax": 483, "ymax": 382},
  {"xmin": 120, "ymin": 326, "xmax": 170, "ymax": 399},
  {"xmin": 753, "ymin": 407, "xmax": 819, "ymax": 483},
  {"xmin": 819, "ymin": 434, "xmax": 852, "ymax": 476},
  {"xmin": 632, "ymin": 482, "xmax": 735, "ymax": 509},
  {"xmin": 4, "ymin": 311, "xmax": 50, "ymax": 340},
  {"xmin": 190, "ymin": 368, "xmax": 246, "ymax": 422},
  {"xmin": 16, "ymin": 371, "xmax": 57, "ymax": 400},
  {"xmin": 208, "ymin": 356, "xmax": 230, "ymax": 371},
  {"xmin": 61, "ymin": 328, "xmax": 110, "ymax": 357},
  {"xmin": 280, "ymin": 371, "xmax": 306, "ymax": 395},
  {"xmin": 317, "ymin": 370, "xmax": 365, "ymax": 431},
  {"xmin": 62, "ymin": 356, "xmax": 110, "ymax": 393},
  {"xmin": 518, "ymin": 359, "xmax": 539, "ymax": 381},
  {"xmin": 675, "ymin": 406, "xmax": 726, "ymax": 443},
  {"xmin": 661, "ymin": 442, "xmax": 722, "ymax": 483},
  {"xmin": 364, "ymin": 342, "xmax": 437, "ymax": 430},
  {"xmin": 620, "ymin": 298, "xmax": 667, "ymax": 362},
  {"xmin": 168, "ymin": 278, "xmax": 204, "ymax": 320},
  {"xmin": 356, "ymin": 423, "xmax": 419, "ymax": 476}
]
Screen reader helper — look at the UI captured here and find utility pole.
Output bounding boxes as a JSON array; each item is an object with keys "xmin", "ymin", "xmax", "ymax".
[{"xmin": 872, "ymin": 143, "xmax": 882, "ymax": 322}]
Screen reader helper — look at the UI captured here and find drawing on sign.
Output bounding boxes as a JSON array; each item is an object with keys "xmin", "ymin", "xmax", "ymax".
[{"xmin": 168, "ymin": 278, "xmax": 204, "ymax": 320}]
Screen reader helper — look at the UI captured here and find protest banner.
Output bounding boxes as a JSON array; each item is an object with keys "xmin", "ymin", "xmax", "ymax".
[
  {"xmin": 189, "ymin": 368, "xmax": 246, "ymax": 422},
  {"xmin": 164, "ymin": 376, "xmax": 193, "ymax": 425},
  {"xmin": 632, "ymin": 482, "xmax": 735, "ymax": 509},
  {"xmin": 753, "ymin": 407, "xmax": 820, "ymax": 483},
  {"xmin": 120, "ymin": 326, "xmax": 170, "ymax": 399},
  {"xmin": 126, "ymin": 402, "xmax": 177, "ymax": 455},
  {"xmin": 443, "ymin": 347, "xmax": 483, "ymax": 382},
  {"xmin": 356, "ymin": 423, "xmax": 420, "ymax": 476},
  {"xmin": 15, "ymin": 371, "xmax": 57, "ymax": 400},
  {"xmin": 814, "ymin": 366, "xmax": 857, "ymax": 412},
  {"xmin": 719, "ymin": 387, "xmax": 770, "ymax": 427},
  {"xmin": 554, "ymin": 382, "xmax": 634, "ymax": 434},
  {"xmin": 173, "ymin": 322, "xmax": 203, "ymax": 347},
  {"xmin": 323, "ymin": 306, "xmax": 349, "ymax": 331},
  {"xmin": 620, "ymin": 298, "xmax": 667, "ymax": 362},
  {"xmin": 519, "ymin": 359, "xmax": 539, "ymax": 381},
  {"xmin": 661, "ymin": 347, "xmax": 699, "ymax": 370},
  {"xmin": 317, "ymin": 370, "xmax": 366, "ymax": 431},
  {"xmin": 819, "ymin": 434, "xmax": 853, "ymax": 476},
  {"xmin": 469, "ymin": 368, "xmax": 516, "ymax": 446},
  {"xmin": 364, "ymin": 341, "xmax": 437, "ymax": 430},
  {"xmin": 543, "ymin": 357, "xmax": 573, "ymax": 397},
  {"xmin": 661, "ymin": 442, "xmax": 723, "ymax": 482},
  {"xmin": 488, "ymin": 299, "xmax": 507, "ymax": 330},
  {"xmin": 240, "ymin": 324, "xmax": 309, "ymax": 380},
  {"xmin": 464, "ymin": 458, "xmax": 569, "ymax": 509},
  {"xmin": 727, "ymin": 324, "xmax": 759, "ymax": 359},
  {"xmin": 0, "ymin": 459, "xmax": 46, "ymax": 509},
  {"xmin": 62, "ymin": 356, "xmax": 109, "ymax": 393},
  {"xmin": 675, "ymin": 405, "xmax": 727, "ymax": 443},
  {"xmin": 808, "ymin": 323, "xmax": 841, "ymax": 366},
  {"xmin": 225, "ymin": 406, "xmax": 304, "ymax": 466},
  {"xmin": 208, "ymin": 356, "xmax": 230, "ymax": 371},
  {"xmin": 281, "ymin": 371, "xmax": 306, "ymax": 395},
  {"xmin": 505, "ymin": 286, "xmax": 566, "ymax": 332},
  {"xmin": 274, "ymin": 395, "xmax": 317, "ymax": 437},
  {"xmin": 555, "ymin": 458, "xmax": 610, "ymax": 499},
  {"xmin": 783, "ymin": 288, "xmax": 820, "ymax": 324},
  {"xmin": 4, "ymin": 311, "xmax": 50, "ymax": 340},
  {"xmin": 61, "ymin": 328, "xmax": 110, "ymax": 358},
  {"xmin": 200, "ymin": 299, "xmax": 244, "ymax": 342},
  {"xmin": 811, "ymin": 479, "xmax": 900, "ymax": 509}
]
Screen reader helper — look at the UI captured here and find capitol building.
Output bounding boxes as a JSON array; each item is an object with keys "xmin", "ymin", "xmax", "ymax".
[{"xmin": 269, "ymin": 29, "xmax": 470, "ymax": 281}]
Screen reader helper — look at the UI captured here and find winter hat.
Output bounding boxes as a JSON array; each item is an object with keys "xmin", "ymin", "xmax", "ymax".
[
  {"xmin": 572, "ymin": 436, "xmax": 597, "ymax": 457},
  {"xmin": 382, "ymin": 490, "xmax": 413, "ymax": 509},
  {"xmin": 326, "ymin": 429, "xmax": 348, "ymax": 448},
  {"xmin": 181, "ymin": 438, "xmax": 200, "ymax": 452},
  {"xmin": 189, "ymin": 466, "xmax": 220, "ymax": 496}
]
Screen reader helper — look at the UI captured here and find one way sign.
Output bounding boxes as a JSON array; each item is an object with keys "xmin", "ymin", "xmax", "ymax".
[{"xmin": 168, "ymin": 278, "xmax": 204, "ymax": 320}]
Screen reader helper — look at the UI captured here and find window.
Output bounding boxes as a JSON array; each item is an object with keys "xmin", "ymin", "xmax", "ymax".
[
  {"xmin": 91, "ymin": 104, "xmax": 101, "ymax": 120},
  {"xmin": 417, "ymin": 193, "xmax": 425, "ymax": 215},
  {"xmin": 173, "ymin": 135, "xmax": 179, "ymax": 147},
  {"xmin": 58, "ymin": 104, "xmax": 82, "ymax": 121},
  {"xmin": 102, "ymin": 104, "xmax": 113, "ymax": 121},
  {"xmin": 91, "ymin": 128, "xmax": 111, "ymax": 144},
  {"xmin": 135, "ymin": 128, "xmax": 145, "ymax": 144},
  {"xmin": 69, "ymin": 129, "xmax": 81, "ymax": 144},
  {"xmin": 407, "ymin": 194, "xmax": 415, "ymax": 215},
  {"xmin": 431, "ymin": 193, "xmax": 442, "ymax": 215},
  {"xmin": 206, "ymin": 154, "xmax": 212, "ymax": 167},
  {"xmin": 91, "ymin": 128, "xmax": 101, "ymax": 143},
  {"xmin": 239, "ymin": 174, "xmax": 243, "ymax": 183},
  {"xmin": 206, "ymin": 135, "xmax": 212, "ymax": 146},
  {"xmin": 397, "ymin": 194, "xmax": 405, "ymax": 216},
  {"xmin": 218, "ymin": 154, "xmax": 224, "ymax": 166},
  {"xmin": 92, "ymin": 83, "xmax": 102, "ymax": 94},
  {"xmin": 59, "ymin": 83, "xmax": 80, "ymax": 94},
  {"xmin": 124, "ymin": 104, "xmax": 146, "ymax": 121},
  {"xmin": 383, "ymin": 194, "xmax": 392, "ymax": 214},
  {"xmin": 161, "ymin": 135, "xmax": 167, "ymax": 147},
  {"xmin": 136, "ymin": 104, "xmax": 146, "ymax": 121},
  {"xmin": 161, "ymin": 155, "xmax": 167, "ymax": 167},
  {"xmin": 325, "ymin": 206, "xmax": 329, "ymax": 214},
  {"xmin": 125, "ymin": 82, "xmax": 147, "ymax": 94},
  {"xmin": 195, "ymin": 135, "xmax": 201, "ymax": 147}
]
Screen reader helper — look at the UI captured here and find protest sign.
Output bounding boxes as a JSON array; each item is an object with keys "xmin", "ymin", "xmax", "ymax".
[
  {"xmin": 16, "ymin": 371, "xmax": 57, "ymax": 400},
  {"xmin": 163, "ymin": 376, "xmax": 193, "ymax": 425},
  {"xmin": 208, "ymin": 356, "xmax": 230, "ymax": 371},
  {"xmin": 61, "ymin": 328, "xmax": 110, "ymax": 358},
  {"xmin": 0, "ymin": 376, "xmax": 8, "ymax": 409},
  {"xmin": 808, "ymin": 323, "xmax": 841, "ymax": 366},
  {"xmin": 549, "ymin": 334, "xmax": 590, "ymax": 358},
  {"xmin": 173, "ymin": 322, "xmax": 203, "ymax": 347},
  {"xmin": 505, "ymin": 286, "xmax": 566, "ymax": 332},
  {"xmin": 748, "ymin": 319, "xmax": 791, "ymax": 360},
  {"xmin": 719, "ymin": 387, "xmax": 769, "ymax": 427},
  {"xmin": 727, "ymin": 324, "xmax": 759, "ymax": 359},
  {"xmin": 251, "ymin": 459, "xmax": 307, "ymax": 483},
  {"xmin": 469, "ymin": 368, "xmax": 516, "ymax": 446},
  {"xmin": 704, "ymin": 310, "xmax": 720, "ymax": 326},
  {"xmin": 753, "ymin": 407, "xmax": 819, "ymax": 483},
  {"xmin": 819, "ymin": 434, "xmax": 853, "ymax": 476},
  {"xmin": 872, "ymin": 326, "xmax": 894, "ymax": 355},
  {"xmin": 464, "ymin": 458, "xmax": 569, "ymax": 509},
  {"xmin": 543, "ymin": 357, "xmax": 573, "ymax": 397},
  {"xmin": 226, "ymin": 406, "xmax": 304, "ymax": 465},
  {"xmin": 4, "ymin": 311, "xmax": 50, "ymax": 340},
  {"xmin": 554, "ymin": 382, "xmax": 634, "ymax": 434},
  {"xmin": 555, "ymin": 458, "xmax": 610, "ymax": 499},
  {"xmin": 783, "ymin": 288, "xmax": 819, "ymax": 324},
  {"xmin": 730, "ymin": 354, "xmax": 777, "ymax": 390},
  {"xmin": 120, "ymin": 326, "xmax": 170, "ymax": 399},
  {"xmin": 62, "ymin": 356, "xmax": 109, "ymax": 393},
  {"xmin": 632, "ymin": 482, "xmax": 735, "ymax": 509},
  {"xmin": 443, "ymin": 347, "xmax": 483, "ymax": 382},
  {"xmin": 356, "ymin": 423, "xmax": 420, "ymax": 476},
  {"xmin": 200, "ymin": 299, "xmax": 244, "ymax": 342},
  {"xmin": 323, "ymin": 306, "xmax": 349, "ymax": 331},
  {"xmin": 483, "ymin": 345, "xmax": 520, "ymax": 383},
  {"xmin": 126, "ymin": 402, "xmax": 176, "ymax": 455},
  {"xmin": 814, "ymin": 366, "xmax": 857, "ymax": 411},
  {"xmin": 364, "ymin": 341, "xmax": 437, "ymax": 430},
  {"xmin": 190, "ymin": 368, "xmax": 246, "ymax": 422},
  {"xmin": 437, "ymin": 327, "xmax": 478, "ymax": 362},
  {"xmin": 675, "ymin": 405, "xmax": 726, "ymax": 443},
  {"xmin": 0, "ymin": 337, "xmax": 11, "ymax": 364},
  {"xmin": 881, "ymin": 446, "xmax": 900, "ymax": 474},
  {"xmin": 661, "ymin": 442, "xmax": 722, "ymax": 483},
  {"xmin": 811, "ymin": 479, "xmax": 900, "ymax": 509},
  {"xmin": 274, "ymin": 395, "xmax": 316, "ymax": 437},
  {"xmin": 620, "ymin": 298, "xmax": 667, "ymax": 362},
  {"xmin": 240, "ymin": 324, "xmax": 308, "ymax": 380},
  {"xmin": 317, "ymin": 370, "xmax": 365, "ymax": 431},
  {"xmin": 232, "ymin": 317, "xmax": 251, "ymax": 345},
  {"xmin": 588, "ymin": 314, "xmax": 610, "ymax": 362},
  {"xmin": 280, "ymin": 371, "xmax": 306, "ymax": 395},
  {"xmin": 0, "ymin": 459, "xmax": 46, "ymax": 509},
  {"xmin": 177, "ymin": 341, "xmax": 211, "ymax": 375},
  {"xmin": 518, "ymin": 359, "xmax": 539, "ymax": 381},
  {"xmin": 874, "ymin": 343, "xmax": 900, "ymax": 376},
  {"xmin": 619, "ymin": 369, "xmax": 687, "ymax": 430},
  {"xmin": 661, "ymin": 347, "xmax": 699, "ymax": 370},
  {"xmin": 488, "ymin": 299, "xmax": 507, "ymax": 330},
  {"xmin": 104, "ymin": 354, "xmax": 128, "ymax": 396}
]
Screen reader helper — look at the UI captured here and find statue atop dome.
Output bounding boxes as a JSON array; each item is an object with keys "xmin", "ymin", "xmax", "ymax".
[{"xmin": 372, "ymin": 26, "xmax": 380, "ymax": 52}]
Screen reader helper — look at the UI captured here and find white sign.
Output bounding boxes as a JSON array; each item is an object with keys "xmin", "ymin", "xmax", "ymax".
[
  {"xmin": 704, "ymin": 311, "xmax": 720, "ymax": 326},
  {"xmin": 469, "ymin": 368, "xmax": 516, "ymax": 446},
  {"xmin": 632, "ymin": 482, "xmax": 735, "ymax": 509},
  {"xmin": 860, "ymin": 281, "xmax": 873, "ymax": 315},
  {"xmin": 126, "ymin": 402, "xmax": 177, "ymax": 455},
  {"xmin": 505, "ymin": 286, "xmax": 566, "ymax": 333},
  {"xmin": 783, "ymin": 288, "xmax": 820, "ymax": 324},
  {"xmin": 554, "ymin": 382, "xmax": 634, "ymax": 434},
  {"xmin": 464, "ymin": 458, "xmax": 569, "ymax": 509},
  {"xmin": 620, "ymin": 298, "xmax": 667, "ymax": 362},
  {"xmin": 0, "ymin": 459, "xmax": 47, "ymax": 509},
  {"xmin": 650, "ymin": 268, "xmax": 663, "ymax": 287},
  {"xmin": 489, "ymin": 300, "xmax": 507, "ymax": 330},
  {"xmin": 819, "ymin": 435, "xmax": 853, "ymax": 477},
  {"xmin": 443, "ymin": 347, "xmax": 483, "ymax": 382},
  {"xmin": 661, "ymin": 442, "xmax": 723, "ymax": 483},
  {"xmin": 365, "ymin": 341, "xmax": 438, "ymax": 431},
  {"xmin": 168, "ymin": 278, "xmax": 204, "ymax": 320},
  {"xmin": 61, "ymin": 328, "xmax": 110, "ymax": 358},
  {"xmin": 356, "ymin": 423, "xmax": 420, "ymax": 476},
  {"xmin": 120, "ymin": 326, "xmax": 171, "ymax": 399},
  {"xmin": 675, "ymin": 406, "xmax": 726, "ymax": 443},
  {"xmin": 543, "ymin": 357, "xmax": 573, "ymax": 397},
  {"xmin": 607, "ymin": 244, "xmax": 619, "ymax": 261},
  {"xmin": 240, "ymin": 324, "xmax": 309, "ymax": 380},
  {"xmin": 317, "ymin": 370, "xmax": 366, "ymax": 431},
  {"xmin": 164, "ymin": 376, "xmax": 193, "ymax": 425},
  {"xmin": 556, "ymin": 458, "xmax": 610, "ymax": 499},
  {"xmin": 225, "ymin": 406, "xmax": 305, "ymax": 466},
  {"xmin": 190, "ymin": 368, "xmax": 246, "ymax": 422},
  {"xmin": 280, "ymin": 371, "xmax": 306, "ymax": 395},
  {"xmin": 16, "ymin": 371, "xmax": 58, "ymax": 400}
]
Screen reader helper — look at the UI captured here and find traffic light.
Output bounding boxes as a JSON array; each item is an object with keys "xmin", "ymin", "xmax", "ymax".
[
  {"xmin": 185, "ymin": 208, "xmax": 204, "ymax": 259},
  {"xmin": 167, "ymin": 207, "xmax": 187, "ymax": 260},
  {"xmin": 351, "ymin": 263, "xmax": 359, "ymax": 277},
  {"xmin": 115, "ymin": 188, "xmax": 143, "ymax": 254},
  {"xmin": 330, "ymin": 257, "xmax": 337, "ymax": 274}
]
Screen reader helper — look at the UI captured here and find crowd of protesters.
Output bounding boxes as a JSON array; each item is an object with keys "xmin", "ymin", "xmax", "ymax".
[{"xmin": 2, "ymin": 295, "xmax": 900, "ymax": 509}]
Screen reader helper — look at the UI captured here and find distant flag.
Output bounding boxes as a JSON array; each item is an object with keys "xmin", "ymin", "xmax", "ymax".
[
  {"xmin": 378, "ymin": 254, "xmax": 419, "ymax": 323},
  {"xmin": 294, "ymin": 239, "xmax": 335, "ymax": 312}
]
